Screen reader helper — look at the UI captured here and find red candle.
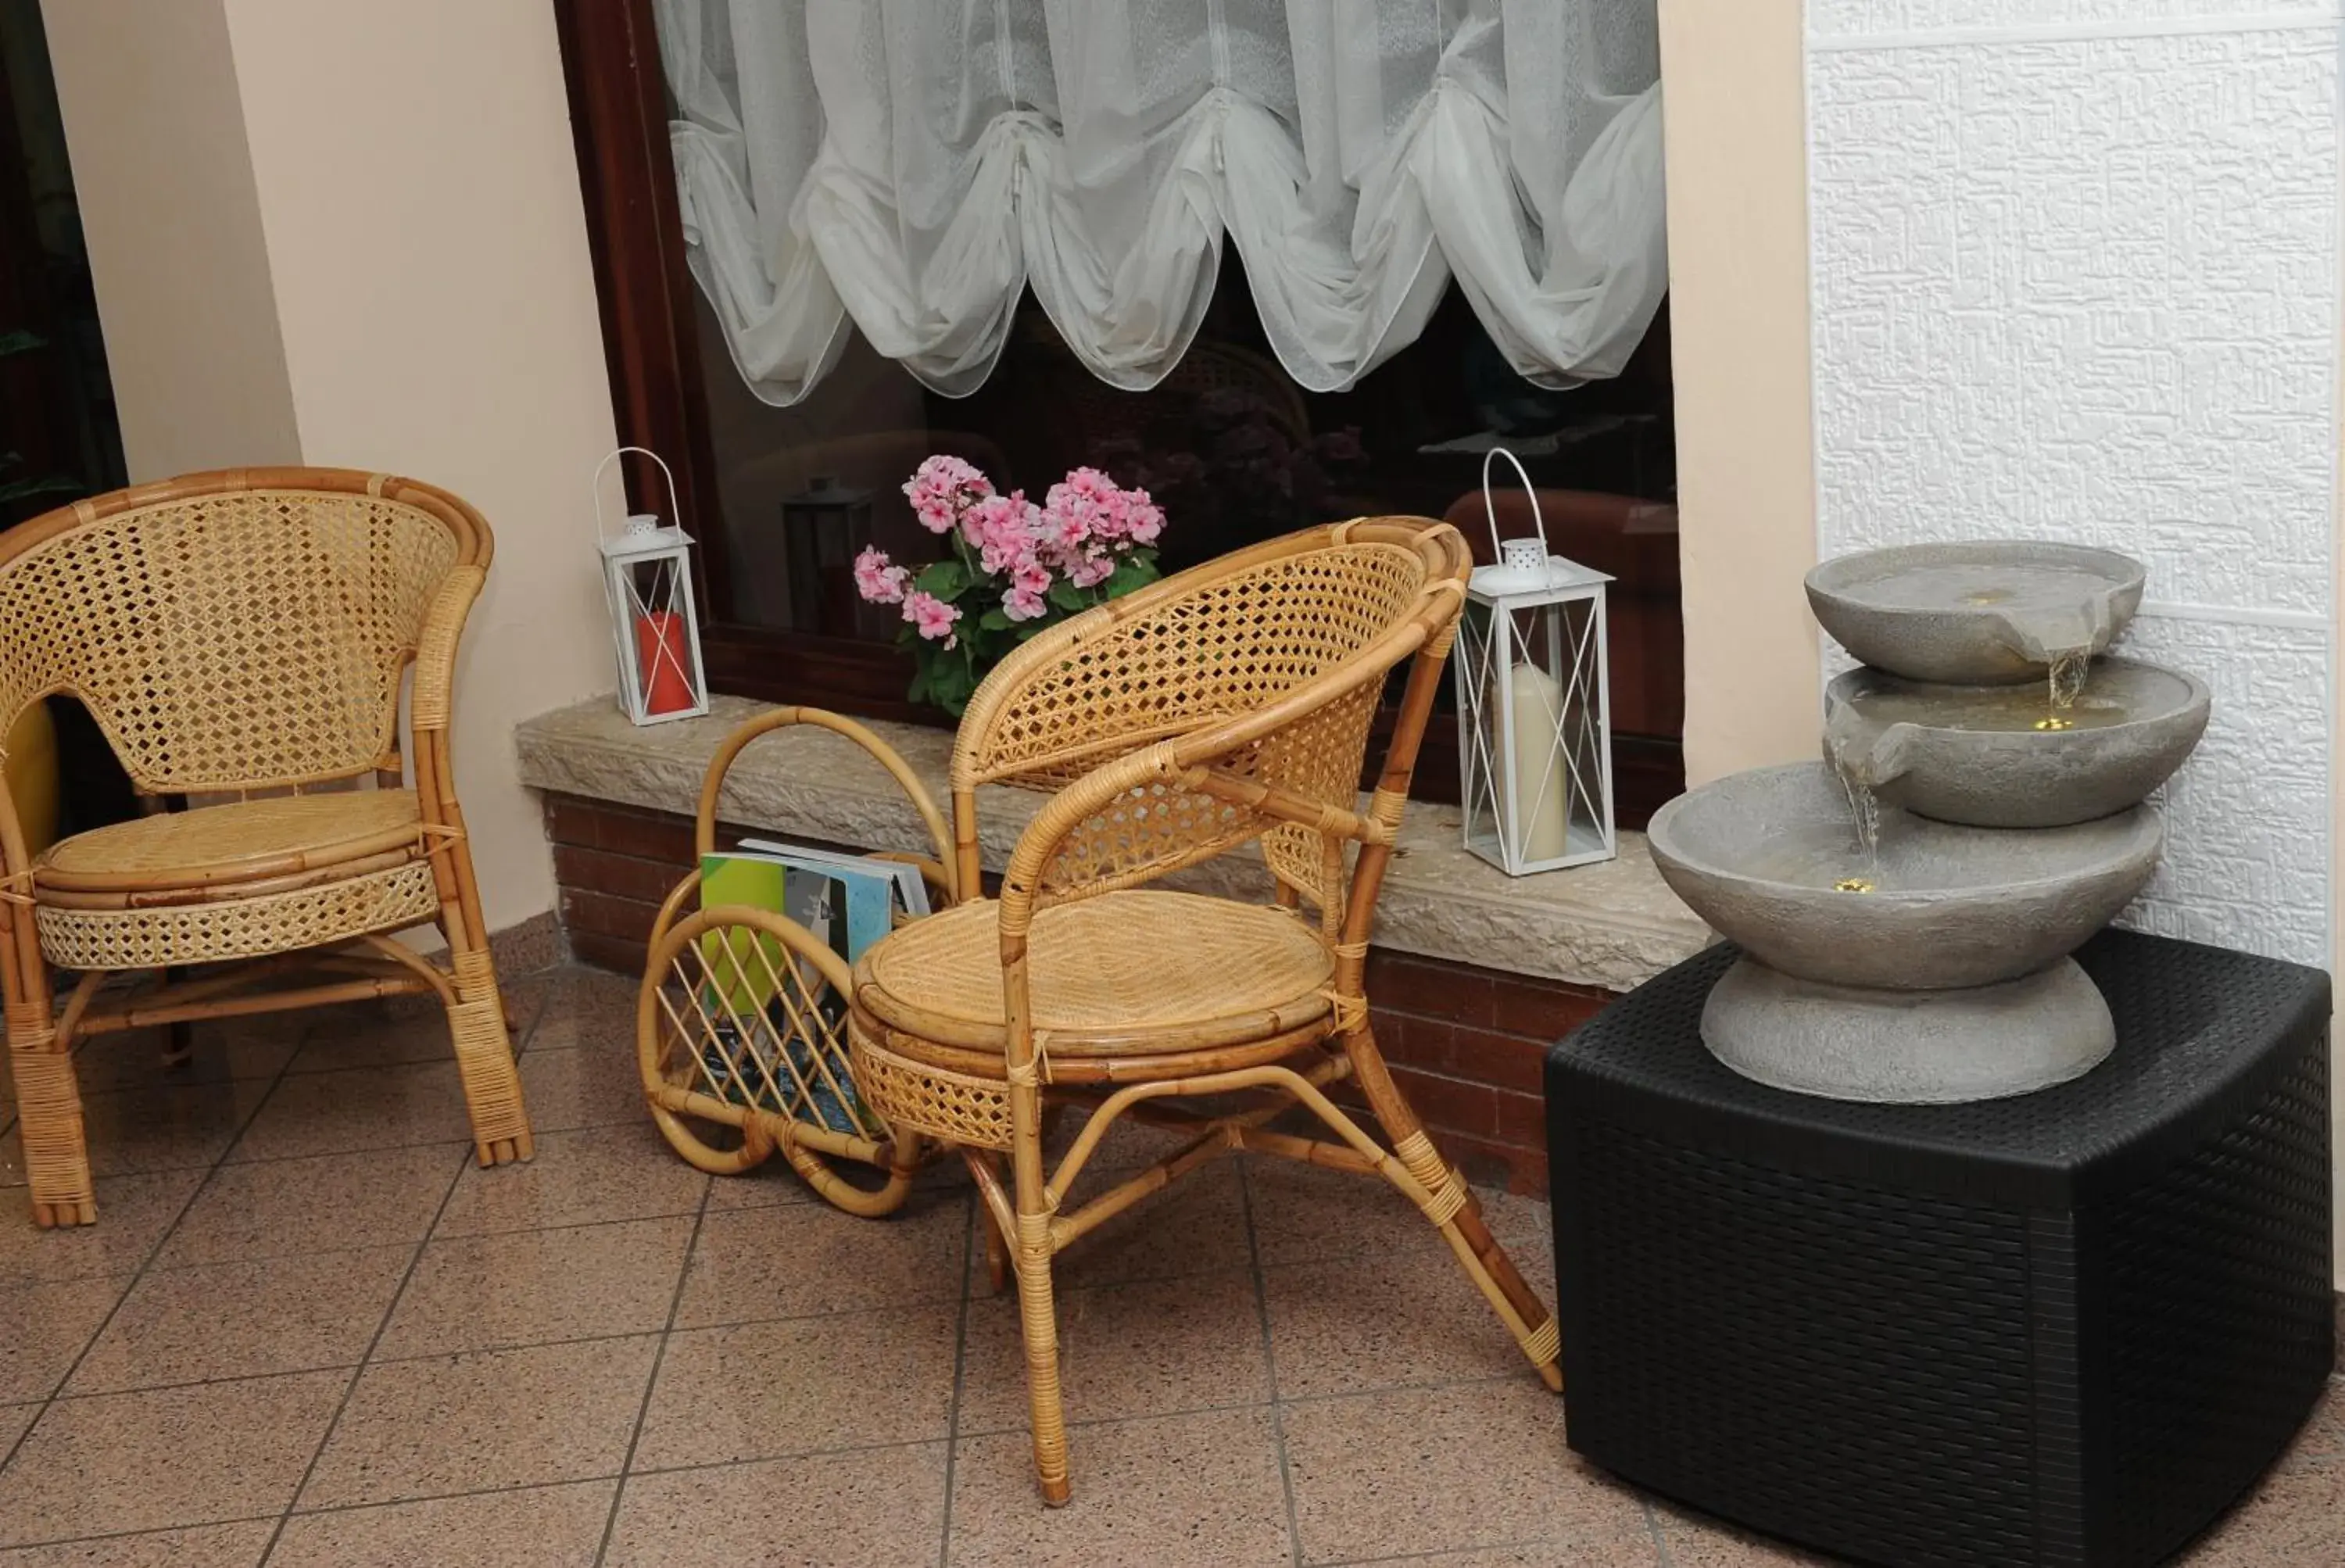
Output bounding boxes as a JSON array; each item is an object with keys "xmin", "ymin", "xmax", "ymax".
[{"xmin": 633, "ymin": 610, "xmax": 696, "ymax": 716}]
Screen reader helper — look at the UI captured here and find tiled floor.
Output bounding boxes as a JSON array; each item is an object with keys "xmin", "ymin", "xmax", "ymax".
[{"xmin": 0, "ymin": 963, "xmax": 2334, "ymax": 1566}]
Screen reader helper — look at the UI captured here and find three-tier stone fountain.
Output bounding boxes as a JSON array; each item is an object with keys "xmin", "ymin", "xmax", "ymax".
[{"xmin": 1649, "ymin": 542, "xmax": 2211, "ymax": 1102}]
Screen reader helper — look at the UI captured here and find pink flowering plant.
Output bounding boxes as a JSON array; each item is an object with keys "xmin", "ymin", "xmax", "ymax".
[{"xmin": 855, "ymin": 456, "xmax": 1164, "ymax": 715}]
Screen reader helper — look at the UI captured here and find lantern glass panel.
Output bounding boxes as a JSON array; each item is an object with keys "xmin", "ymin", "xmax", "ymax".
[
  {"xmin": 1456, "ymin": 589, "xmax": 1613, "ymax": 874},
  {"xmin": 600, "ymin": 529, "xmax": 709, "ymax": 725}
]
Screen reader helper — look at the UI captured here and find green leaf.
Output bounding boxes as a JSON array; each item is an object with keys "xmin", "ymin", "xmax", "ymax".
[
  {"xmin": 1101, "ymin": 555, "xmax": 1158, "ymax": 599},
  {"xmin": 915, "ymin": 559, "xmax": 972, "ymax": 601},
  {"xmin": 1047, "ymin": 579, "xmax": 1088, "ymax": 613},
  {"xmin": 927, "ymin": 659, "xmax": 976, "ymax": 715},
  {"xmin": 904, "ymin": 661, "xmax": 933, "ymax": 705},
  {"xmin": 978, "ymin": 607, "xmax": 1011, "ymax": 632}
]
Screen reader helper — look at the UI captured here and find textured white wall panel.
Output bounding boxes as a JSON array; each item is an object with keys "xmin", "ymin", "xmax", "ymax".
[
  {"xmin": 2110, "ymin": 615, "xmax": 2331, "ymax": 965},
  {"xmin": 1806, "ymin": 8, "xmax": 2339, "ymax": 963},
  {"xmin": 1812, "ymin": 1, "xmax": 2339, "ymax": 44}
]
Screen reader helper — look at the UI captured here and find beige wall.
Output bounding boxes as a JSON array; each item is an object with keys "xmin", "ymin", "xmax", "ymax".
[
  {"xmin": 1658, "ymin": 0, "xmax": 1819, "ymax": 784},
  {"xmin": 40, "ymin": 0, "xmax": 300, "ymax": 479},
  {"xmin": 40, "ymin": 0, "xmax": 618, "ymax": 933}
]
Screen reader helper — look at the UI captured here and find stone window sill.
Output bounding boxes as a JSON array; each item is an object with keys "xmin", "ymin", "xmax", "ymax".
[{"xmin": 516, "ymin": 695, "xmax": 1711, "ymax": 994}]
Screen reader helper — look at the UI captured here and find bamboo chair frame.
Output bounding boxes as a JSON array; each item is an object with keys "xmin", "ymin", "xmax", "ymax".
[
  {"xmin": 843, "ymin": 517, "xmax": 1563, "ymax": 1505},
  {"xmin": 0, "ymin": 468, "xmax": 532, "ymax": 1226}
]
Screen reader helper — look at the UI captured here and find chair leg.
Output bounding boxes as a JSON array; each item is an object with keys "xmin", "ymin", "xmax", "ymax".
[
  {"xmin": 1342, "ymin": 1023, "xmax": 1563, "ymax": 1391},
  {"xmin": 1012, "ymin": 1195, "xmax": 1072, "ymax": 1505},
  {"xmin": 1008, "ymin": 1079, "xmax": 1072, "ymax": 1503},
  {"xmin": 442, "ymin": 938, "xmax": 533, "ymax": 1168},
  {"xmin": 982, "ymin": 1200, "xmax": 1011, "ymax": 1294},
  {"xmin": 7, "ymin": 979, "xmax": 95, "ymax": 1227}
]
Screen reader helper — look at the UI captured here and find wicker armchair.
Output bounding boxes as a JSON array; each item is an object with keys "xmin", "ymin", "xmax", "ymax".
[
  {"xmin": 845, "ymin": 517, "xmax": 1561, "ymax": 1504},
  {"xmin": 0, "ymin": 468, "xmax": 532, "ymax": 1226}
]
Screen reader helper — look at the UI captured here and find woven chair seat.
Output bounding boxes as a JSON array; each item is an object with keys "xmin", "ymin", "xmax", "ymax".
[
  {"xmin": 854, "ymin": 890, "xmax": 1335, "ymax": 1059},
  {"xmin": 35, "ymin": 789, "xmax": 424, "ymax": 895}
]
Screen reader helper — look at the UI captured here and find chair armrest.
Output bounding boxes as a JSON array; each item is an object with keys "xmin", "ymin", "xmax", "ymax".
[{"xmin": 410, "ymin": 564, "xmax": 487, "ymax": 735}]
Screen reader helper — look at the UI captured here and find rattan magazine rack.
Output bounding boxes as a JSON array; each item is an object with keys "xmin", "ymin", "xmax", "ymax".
[{"xmin": 635, "ymin": 707, "xmax": 954, "ymax": 1216}]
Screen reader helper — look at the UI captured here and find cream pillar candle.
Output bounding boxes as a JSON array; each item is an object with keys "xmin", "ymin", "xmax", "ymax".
[{"xmin": 1508, "ymin": 658, "xmax": 1573, "ymax": 863}]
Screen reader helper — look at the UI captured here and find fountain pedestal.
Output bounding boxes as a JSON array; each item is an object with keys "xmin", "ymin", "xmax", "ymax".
[
  {"xmin": 1547, "ymin": 931, "xmax": 2333, "ymax": 1568},
  {"xmin": 1702, "ymin": 956, "xmax": 2114, "ymax": 1103}
]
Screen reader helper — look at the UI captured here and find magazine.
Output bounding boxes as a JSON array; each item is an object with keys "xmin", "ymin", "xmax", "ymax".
[{"xmin": 692, "ymin": 839, "xmax": 927, "ymax": 1134}]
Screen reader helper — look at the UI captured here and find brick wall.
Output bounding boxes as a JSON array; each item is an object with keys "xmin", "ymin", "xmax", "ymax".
[{"xmin": 544, "ymin": 791, "xmax": 1609, "ymax": 1195}]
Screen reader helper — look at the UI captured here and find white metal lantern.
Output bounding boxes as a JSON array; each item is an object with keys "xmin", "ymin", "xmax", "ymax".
[
  {"xmin": 1455, "ymin": 449, "xmax": 1615, "ymax": 875},
  {"xmin": 595, "ymin": 446, "xmax": 709, "ymax": 726}
]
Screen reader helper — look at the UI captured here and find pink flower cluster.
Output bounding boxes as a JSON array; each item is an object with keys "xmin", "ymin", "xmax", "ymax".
[
  {"xmin": 1039, "ymin": 467, "xmax": 1162, "ymax": 591},
  {"xmin": 902, "ymin": 453, "xmax": 992, "ymax": 535},
  {"xmin": 855, "ymin": 456, "xmax": 1162, "ymax": 641}
]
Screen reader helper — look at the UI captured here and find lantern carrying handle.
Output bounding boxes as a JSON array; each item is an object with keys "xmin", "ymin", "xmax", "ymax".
[
  {"xmin": 593, "ymin": 446, "xmax": 682, "ymax": 543},
  {"xmin": 1479, "ymin": 446, "xmax": 1547, "ymax": 565}
]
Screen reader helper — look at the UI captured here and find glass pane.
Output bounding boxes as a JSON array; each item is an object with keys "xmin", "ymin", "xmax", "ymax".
[{"xmin": 689, "ymin": 256, "xmax": 1674, "ymax": 635}]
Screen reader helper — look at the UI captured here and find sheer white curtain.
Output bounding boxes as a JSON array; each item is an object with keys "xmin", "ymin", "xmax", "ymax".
[{"xmin": 660, "ymin": 0, "xmax": 1666, "ymax": 406}]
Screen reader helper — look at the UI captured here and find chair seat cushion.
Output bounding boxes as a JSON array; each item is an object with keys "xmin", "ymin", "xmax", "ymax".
[
  {"xmin": 34, "ymin": 789, "xmax": 424, "ymax": 894},
  {"xmin": 854, "ymin": 890, "xmax": 1336, "ymax": 1057}
]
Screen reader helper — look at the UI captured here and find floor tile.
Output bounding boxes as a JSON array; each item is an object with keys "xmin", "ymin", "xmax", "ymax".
[
  {"xmin": 947, "ymin": 1405, "xmax": 1292, "ymax": 1567},
  {"xmin": 374, "ymin": 1215, "xmax": 692, "ymax": 1359},
  {"xmin": 0, "ymin": 1170, "xmax": 206, "ymax": 1287},
  {"xmin": 604, "ymin": 1442, "xmax": 948, "ymax": 1568},
  {"xmin": 270, "ymin": 1479, "xmax": 616, "ymax": 1567},
  {"xmin": 157, "ymin": 1144, "xmax": 460, "ymax": 1269},
  {"xmin": 674, "ymin": 1192, "xmax": 963, "ymax": 1328},
  {"xmin": 957, "ymin": 1267, "xmax": 1269, "ymax": 1434},
  {"xmin": 525, "ymin": 971, "xmax": 639, "ymax": 1056},
  {"xmin": 702, "ymin": 1165, "xmax": 820, "ymax": 1211},
  {"xmin": 0, "ymin": 1520, "xmax": 277, "ymax": 1566},
  {"xmin": 1283, "ymin": 1380, "xmax": 1643, "ymax": 1564},
  {"xmin": 284, "ymin": 1011, "xmax": 461, "ymax": 1076},
  {"xmin": 0, "ymin": 1402, "xmax": 33, "ymax": 1454},
  {"xmin": 516, "ymin": 1045, "xmax": 646, "ymax": 1133},
  {"xmin": 431, "ymin": 1124, "xmax": 707, "ymax": 1239},
  {"xmin": 1263, "ymin": 1248, "xmax": 1532, "ymax": 1399},
  {"xmin": 979, "ymin": 1161, "xmax": 1250, "ymax": 1294},
  {"xmin": 1246, "ymin": 1155, "xmax": 1448, "ymax": 1269},
  {"xmin": 299, "ymin": 1334, "xmax": 658, "ymax": 1508},
  {"xmin": 2276, "ymin": 1376, "xmax": 2343, "ymax": 1472},
  {"xmin": 1342, "ymin": 1538, "xmax": 1663, "ymax": 1566},
  {"xmin": 2182, "ymin": 1463, "xmax": 2345, "ymax": 1565},
  {"xmin": 1651, "ymin": 1507, "xmax": 1842, "ymax": 1567},
  {"xmin": 0, "ymin": 1369, "xmax": 347, "ymax": 1547},
  {"xmin": 0, "ymin": 1274, "xmax": 133, "ymax": 1402},
  {"xmin": 66, "ymin": 1020, "xmax": 300, "ymax": 1094},
  {"xmin": 633, "ymin": 1302, "xmax": 959, "ymax": 1471},
  {"xmin": 0, "ymin": 1080, "xmax": 274, "ymax": 1187},
  {"xmin": 67, "ymin": 1248, "xmax": 410, "ymax": 1395},
  {"xmin": 228, "ymin": 1063, "xmax": 477, "ymax": 1163}
]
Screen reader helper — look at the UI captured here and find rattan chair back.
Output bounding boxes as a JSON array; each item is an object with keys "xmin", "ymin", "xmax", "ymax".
[
  {"xmin": 0, "ymin": 469, "xmax": 485, "ymax": 795},
  {"xmin": 952, "ymin": 519, "xmax": 1470, "ymax": 929}
]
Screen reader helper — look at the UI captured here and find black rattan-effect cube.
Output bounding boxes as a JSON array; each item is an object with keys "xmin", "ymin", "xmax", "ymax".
[{"xmin": 1546, "ymin": 930, "xmax": 2332, "ymax": 1568}]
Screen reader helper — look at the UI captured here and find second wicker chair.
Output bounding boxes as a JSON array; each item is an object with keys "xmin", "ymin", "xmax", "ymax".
[
  {"xmin": 845, "ymin": 517, "xmax": 1562, "ymax": 1505},
  {"xmin": 0, "ymin": 469, "xmax": 532, "ymax": 1226}
]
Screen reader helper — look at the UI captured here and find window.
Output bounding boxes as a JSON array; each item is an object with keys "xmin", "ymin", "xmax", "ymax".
[{"xmin": 555, "ymin": 0, "xmax": 1681, "ymax": 822}]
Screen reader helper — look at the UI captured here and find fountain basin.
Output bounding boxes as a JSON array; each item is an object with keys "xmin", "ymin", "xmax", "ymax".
[
  {"xmin": 1806, "ymin": 541, "xmax": 2146, "ymax": 684},
  {"xmin": 1824, "ymin": 658, "xmax": 2210, "ymax": 829},
  {"xmin": 1647, "ymin": 762, "xmax": 2163, "ymax": 991}
]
